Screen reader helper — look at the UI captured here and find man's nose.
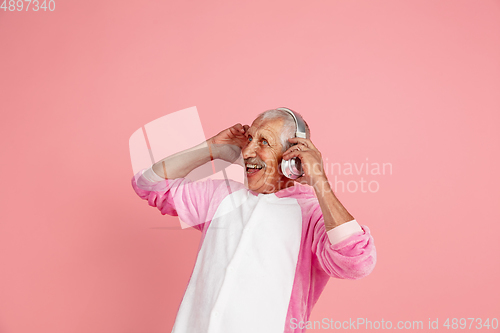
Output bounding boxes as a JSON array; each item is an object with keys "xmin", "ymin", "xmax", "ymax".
[{"xmin": 242, "ymin": 141, "xmax": 257, "ymax": 159}]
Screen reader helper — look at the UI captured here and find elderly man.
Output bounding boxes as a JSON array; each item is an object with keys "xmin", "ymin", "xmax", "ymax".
[{"xmin": 131, "ymin": 107, "xmax": 376, "ymax": 333}]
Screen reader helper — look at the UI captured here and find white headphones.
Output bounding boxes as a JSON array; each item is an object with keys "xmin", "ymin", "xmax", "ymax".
[{"xmin": 276, "ymin": 107, "xmax": 307, "ymax": 179}]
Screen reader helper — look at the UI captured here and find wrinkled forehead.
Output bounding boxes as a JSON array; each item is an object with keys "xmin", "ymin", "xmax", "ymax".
[{"xmin": 248, "ymin": 117, "xmax": 284, "ymax": 138}]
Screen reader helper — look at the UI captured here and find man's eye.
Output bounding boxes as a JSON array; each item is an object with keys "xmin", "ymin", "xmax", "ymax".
[
  {"xmin": 248, "ymin": 136, "xmax": 253, "ymax": 142},
  {"xmin": 262, "ymin": 140, "xmax": 268, "ymax": 145}
]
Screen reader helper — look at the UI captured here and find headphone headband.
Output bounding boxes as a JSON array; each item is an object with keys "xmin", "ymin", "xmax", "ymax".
[{"xmin": 275, "ymin": 107, "xmax": 307, "ymax": 138}]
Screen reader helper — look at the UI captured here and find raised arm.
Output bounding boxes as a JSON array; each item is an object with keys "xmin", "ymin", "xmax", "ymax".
[
  {"xmin": 150, "ymin": 141, "xmax": 212, "ymax": 180},
  {"xmin": 148, "ymin": 123, "xmax": 250, "ymax": 180},
  {"xmin": 282, "ymin": 136, "xmax": 354, "ymax": 230},
  {"xmin": 282, "ymin": 136, "xmax": 376, "ymax": 278},
  {"xmin": 132, "ymin": 122, "xmax": 250, "ymax": 230}
]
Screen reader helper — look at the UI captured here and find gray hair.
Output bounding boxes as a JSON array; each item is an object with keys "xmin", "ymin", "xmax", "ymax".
[{"xmin": 255, "ymin": 108, "xmax": 311, "ymax": 152}]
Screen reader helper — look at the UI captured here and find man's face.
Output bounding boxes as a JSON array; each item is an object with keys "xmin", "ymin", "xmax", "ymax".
[{"xmin": 242, "ymin": 117, "xmax": 289, "ymax": 194}]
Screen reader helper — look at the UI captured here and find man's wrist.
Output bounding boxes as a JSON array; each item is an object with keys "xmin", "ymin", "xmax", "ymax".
[
  {"xmin": 143, "ymin": 164, "xmax": 166, "ymax": 182},
  {"xmin": 326, "ymin": 219, "xmax": 362, "ymax": 245},
  {"xmin": 207, "ymin": 139, "xmax": 216, "ymax": 160},
  {"xmin": 312, "ymin": 175, "xmax": 332, "ymax": 196}
]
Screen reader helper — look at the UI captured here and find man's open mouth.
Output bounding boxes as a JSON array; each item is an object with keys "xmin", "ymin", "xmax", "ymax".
[{"xmin": 246, "ymin": 164, "xmax": 264, "ymax": 177}]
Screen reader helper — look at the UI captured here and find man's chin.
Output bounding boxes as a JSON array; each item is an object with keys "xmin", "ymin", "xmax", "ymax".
[
  {"xmin": 246, "ymin": 176, "xmax": 266, "ymax": 193},
  {"xmin": 246, "ymin": 180, "xmax": 260, "ymax": 192},
  {"xmin": 245, "ymin": 170, "xmax": 278, "ymax": 193},
  {"xmin": 245, "ymin": 168, "xmax": 264, "ymax": 188}
]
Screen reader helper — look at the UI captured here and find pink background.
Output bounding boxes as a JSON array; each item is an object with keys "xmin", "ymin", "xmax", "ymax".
[{"xmin": 1, "ymin": 1, "xmax": 499, "ymax": 332}]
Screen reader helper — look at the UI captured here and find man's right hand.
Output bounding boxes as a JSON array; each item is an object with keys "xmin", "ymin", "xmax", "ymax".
[{"xmin": 208, "ymin": 123, "xmax": 249, "ymax": 163}]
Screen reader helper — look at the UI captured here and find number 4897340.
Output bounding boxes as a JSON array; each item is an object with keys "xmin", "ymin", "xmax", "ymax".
[{"xmin": 1, "ymin": 0, "xmax": 56, "ymax": 11}]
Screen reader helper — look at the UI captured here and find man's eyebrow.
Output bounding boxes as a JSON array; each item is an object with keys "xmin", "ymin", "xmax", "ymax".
[
  {"xmin": 248, "ymin": 128, "xmax": 276, "ymax": 143},
  {"xmin": 259, "ymin": 132, "xmax": 276, "ymax": 144}
]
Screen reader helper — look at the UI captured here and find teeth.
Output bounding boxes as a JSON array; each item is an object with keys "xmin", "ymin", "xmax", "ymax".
[{"xmin": 246, "ymin": 164, "xmax": 263, "ymax": 169}]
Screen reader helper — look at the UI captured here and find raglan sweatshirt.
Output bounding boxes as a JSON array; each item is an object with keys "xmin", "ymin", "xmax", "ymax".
[{"xmin": 131, "ymin": 166, "xmax": 376, "ymax": 333}]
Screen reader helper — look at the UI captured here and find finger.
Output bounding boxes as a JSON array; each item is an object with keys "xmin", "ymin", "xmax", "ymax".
[
  {"xmin": 236, "ymin": 125, "xmax": 249, "ymax": 135},
  {"xmin": 296, "ymin": 142, "xmax": 308, "ymax": 150},
  {"xmin": 233, "ymin": 123, "xmax": 245, "ymax": 133},
  {"xmin": 295, "ymin": 176, "xmax": 307, "ymax": 185},
  {"xmin": 282, "ymin": 146, "xmax": 295, "ymax": 157},
  {"xmin": 283, "ymin": 144, "xmax": 308, "ymax": 156},
  {"xmin": 229, "ymin": 127, "xmax": 245, "ymax": 138},
  {"xmin": 233, "ymin": 124, "xmax": 247, "ymax": 135},
  {"xmin": 231, "ymin": 123, "xmax": 247, "ymax": 135},
  {"xmin": 282, "ymin": 150, "xmax": 303, "ymax": 160},
  {"xmin": 288, "ymin": 137, "xmax": 316, "ymax": 149},
  {"xmin": 293, "ymin": 173, "xmax": 308, "ymax": 185},
  {"xmin": 282, "ymin": 151, "xmax": 295, "ymax": 160}
]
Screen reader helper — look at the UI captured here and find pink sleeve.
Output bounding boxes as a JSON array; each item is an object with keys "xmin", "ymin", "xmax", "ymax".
[
  {"xmin": 326, "ymin": 220, "xmax": 363, "ymax": 245},
  {"xmin": 310, "ymin": 206, "xmax": 376, "ymax": 280},
  {"xmin": 131, "ymin": 168, "xmax": 239, "ymax": 232}
]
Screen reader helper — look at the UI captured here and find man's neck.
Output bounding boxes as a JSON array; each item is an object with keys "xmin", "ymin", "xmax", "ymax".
[{"xmin": 274, "ymin": 177, "xmax": 297, "ymax": 193}]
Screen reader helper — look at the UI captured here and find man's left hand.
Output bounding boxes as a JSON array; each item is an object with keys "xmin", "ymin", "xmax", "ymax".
[{"xmin": 281, "ymin": 137, "xmax": 327, "ymax": 188}]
